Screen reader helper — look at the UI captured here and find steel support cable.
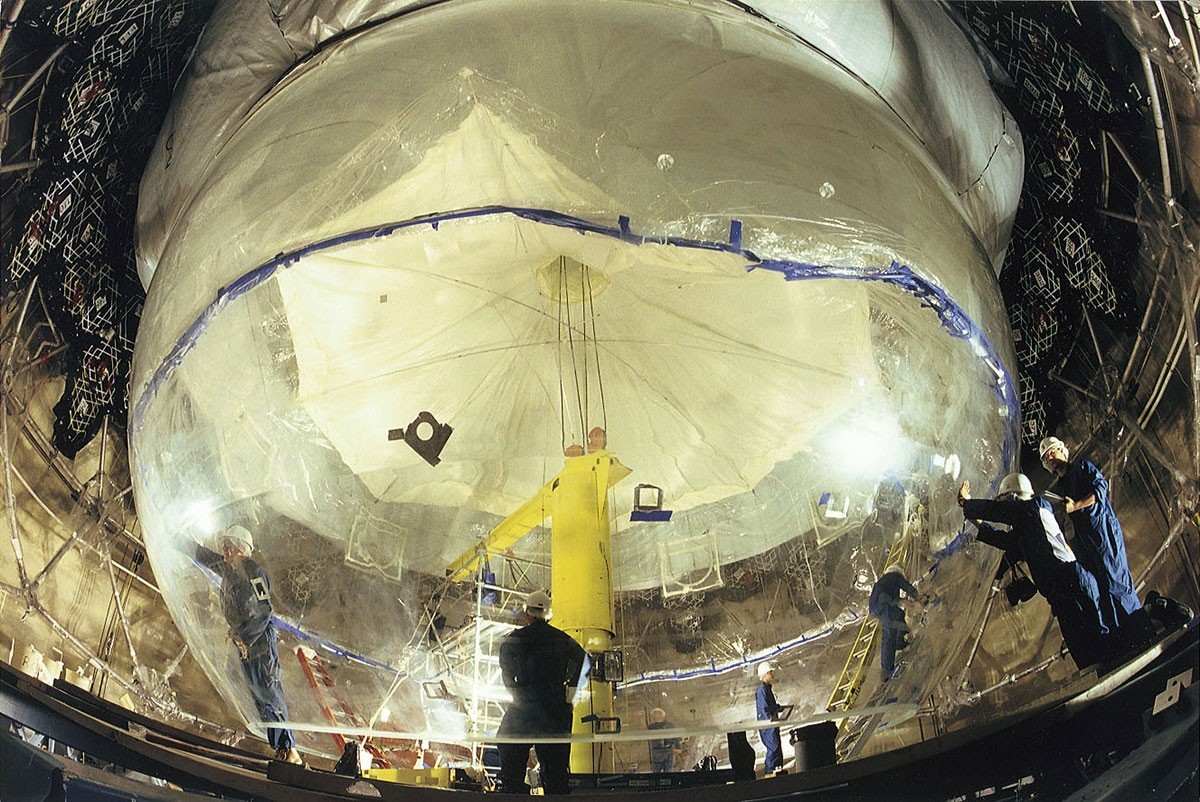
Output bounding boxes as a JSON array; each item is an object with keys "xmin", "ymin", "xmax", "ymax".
[
  {"xmin": 105, "ymin": 557, "xmax": 140, "ymax": 671},
  {"xmin": 1140, "ymin": 45, "xmax": 1175, "ymax": 200},
  {"xmin": 1134, "ymin": 449, "xmax": 1177, "ymax": 532},
  {"xmin": 1119, "ymin": 248, "xmax": 1171, "ymax": 392},
  {"xmin": 1158, "ymin": 50, "xmax": 1189, "ymax": 196},
  {"xmin": 1154, "ymin": 0, "xmax": 1184, "ymax": 48},
  {"xmin": 1136, "ymin": 276, "xmax": 1199, "ymax": 432},
  {"xmin": 1175, "ymin": 249, "xmax": 1200, "ymax": 481},
  {"xmin": 1181, "ymin": 0, "xmax": 1200, "ymax": 78},
  {"xmin": 3, "ymin": 280, "xmax": 38, "ymax": 591},
  {"xmin": 585, "ymin": 264, "xmax": 607, "ymax": 434},
  {"xmin": 1082, "ymin": 308, "xmax": 1112, "ymax": 397},
  {"xmin": 1135, "ymin": 513, "xmax": 1195, "ymax": 595},
  {"xmin": 1121, "ymin": 240, "xmax": 1198, "ymax": 455},
  {"xmin": 1048, "ymin": 366, "xmax": 1189, "ymax": 486},
  {"xmin": 961, "ymin": 583, "xmax": 1000, "ymax": 674},
  {"xmin": 13, "ymin": 390, "xmax": 143, "ymax": 550},
  {"xmin": 0, "ymin": 0, "xmax": 27, "ymax": 60},
  {"xmin": 9, "ymin": 464, "xmax": 153, "ymax": 596},
  {"xmin": 564, "ymin": 261, "xmax": 585, "ymax": 440},
  {"xmin": 0, "ymin": 42, "xmax": 69, "ymax": 133},
  {"xmin": 558, "ymin": 258, "xmax": 567, "ymax": 452},
  {"xmin": 1100, "ymin": 126, "xmax": 1112, "ymax": 207},
  {"xmin": 963, "ymin": 651, "xmax": 1066, "ymax": 706},
  {"xmin": 579, "ymin": 262, "xmax": 589, "ymax": 431},
  {"xmin": 1104, "ymin": 129, "xmax": 1147, "ymax": 186}
]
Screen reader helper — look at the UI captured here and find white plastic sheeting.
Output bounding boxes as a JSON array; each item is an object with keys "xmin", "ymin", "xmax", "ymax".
[{"xmin": 130, "ymin": 0, "xmax": 1022, "ymax": 757}]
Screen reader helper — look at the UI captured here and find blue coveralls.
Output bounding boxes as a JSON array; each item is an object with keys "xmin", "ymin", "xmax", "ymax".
[
  {"xmin": 868, "ymin": 571, "xmax": 919, "ymax": 679},
  {"xmin": 1061, "ymin": 459, "xmax": 1141, "ymax": 631},
  {"xmin": 497, "ymin": 618, "xmax": 586, "ymax": 795},
  {"xmin": 197, "ymin": 546, "xmax": 294, "ymax": 752},
  {"xmin": 964, "ymin": 497, "xmax": 1109, "ymax": 668},
  {"xmin": 647, "ymin": 720, "xmax": 680, "ymax": 773},
  {"xmin": 755, "ymin": 681, "xmax": 783, "ymax": 772}
]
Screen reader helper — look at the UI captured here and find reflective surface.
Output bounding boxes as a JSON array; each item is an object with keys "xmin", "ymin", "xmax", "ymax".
[{"xmin": 130, "ymin": 0, "xmax": 1020, "ymax": 763}]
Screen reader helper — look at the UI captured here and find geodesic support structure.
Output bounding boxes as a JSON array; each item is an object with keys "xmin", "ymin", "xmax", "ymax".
[{"xmin": 1, "ymin": 279, "xmax": 240, "ymax": 744}]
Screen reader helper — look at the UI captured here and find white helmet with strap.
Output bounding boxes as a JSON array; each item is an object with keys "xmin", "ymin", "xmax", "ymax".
[
  {"xmin": 1038, "ymin": 436, "xmax": 1068, "ymax": 461},
  {"xmin": 221, "ymin": 524, "xmax": 254, "ymax": 553},
  {"xmin": 996, "ymin": 472, "xmax": 1034, "ymax": 500}
]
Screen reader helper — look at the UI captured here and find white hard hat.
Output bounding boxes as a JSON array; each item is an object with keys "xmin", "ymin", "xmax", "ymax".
[
  {"xmin": 1039, "ymin": 436, "xmax": 1068, "ymax": 461},
  {"xmin": 996, "ymin": 473, "xmax": 1034, "ymax": 500},
  {"xmin": 221, "ymin": 525, "xmax": 254, "ymax": 553},
  {"xmin": 757, "ymin": 661, "xmax": 776, "ymax": 679},
  {"xmin": 524, "ymin": 590, "xmax": 551, "ymax": 615}
]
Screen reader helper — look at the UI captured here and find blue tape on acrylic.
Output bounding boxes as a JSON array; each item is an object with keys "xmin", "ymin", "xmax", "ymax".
[{"xmin": 133, "ymin": 205, "xmax": 1019, "ymax": 450}]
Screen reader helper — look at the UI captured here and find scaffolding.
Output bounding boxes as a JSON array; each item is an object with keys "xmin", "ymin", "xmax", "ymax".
[{"xmin": 424, "ymin": 546, "xmax": 550, "ymax": 759}]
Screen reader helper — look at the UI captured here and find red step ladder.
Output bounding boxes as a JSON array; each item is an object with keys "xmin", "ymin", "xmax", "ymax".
[{"xmin": 295, "ymin": 646, "xmax": 390, "ymax": 768}]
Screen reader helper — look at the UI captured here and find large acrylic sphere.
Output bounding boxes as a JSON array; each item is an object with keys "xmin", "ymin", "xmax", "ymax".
[{"xmin": 130, "ymin": 0, "xmax": 1021, "ymax": 762}]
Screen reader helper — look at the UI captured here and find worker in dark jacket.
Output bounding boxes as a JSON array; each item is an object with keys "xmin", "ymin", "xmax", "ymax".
[
  {"xmin": 497, "ymin": 590, "xmax": 586, "ymax": 795},
  {"xmin": 958, "ymin": 474, "xmax": 1109, "ymax": 668},
  {"xmin": 755, "ymin": 662, "xmax": 785, "ymax": 774},
  {"xmin": 195, "ymin": 525, "xmax": 301, "ymax": 764},
  {"xmin": 647, "ymin": 707, "xmax": 681, "ymax": 773},
  {"xmin": 1040, "ymin": 437, "xmax": 1141, "ymax": 635},
  {"xmin": 869, "ymin": 566, "xmax": 930, "ymax": 680}
]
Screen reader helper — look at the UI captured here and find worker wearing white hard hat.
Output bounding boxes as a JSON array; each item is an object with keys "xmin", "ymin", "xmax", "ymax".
[
  {"xmin": 754, "ymin": 662, "xmax": 785, "ymax": 773},
  {"xmin": 194, "ymin": 525, "xmax": 301, "ymax": 764},
  {"xmin": 996, "ymin": 472, "xmax": 1035, "ymax": 500},
  {"xmin": 524, "ymin": 590, "xmax": 551, "ymax": 617},
  {"xmin": 1040, "ymin": 436, "xmax": 1141, "ymax": 637},
  {"xmin": 496, "ymin": 590, "xmax": 586, "ymax": 795},
  {"xmin": 220, "ymin": 524, "xmax": 254, "ymax": 556},
  {"xmin": 957, "ymin": 475, "xmax": 1109, "ymax": 668}
]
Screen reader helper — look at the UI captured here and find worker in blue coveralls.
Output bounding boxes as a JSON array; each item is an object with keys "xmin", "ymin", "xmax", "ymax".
[
  {"xmin": 195, "ymin": 525, "xmax": 302, "ymax": 764},
  {"xmin": 754, "ymin": 662, "xmax": 786, "ymax": 774},
  {"xmin": 869, "ymin": 565, "xmax": 930, "ymax": 681},
  {"xmin": 1039, "ymin": 437, "xmax": 1141, "ymax": 639},
  {"xmin": 958, "ymin": 474, "xmax": 1109, "ymax": 669},
  {"xmin": 497, "ymin": 590, "xmax": 586, "ymax": 795},
  {"xmin": 647, "ymin": 707, "xmax": 681, "ymax": 773}
]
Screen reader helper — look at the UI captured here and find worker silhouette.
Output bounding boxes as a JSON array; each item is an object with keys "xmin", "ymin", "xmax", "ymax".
[
  {"xmin": 497, "ymin": 590, "xmax": 586, "ymax": 795},
  {"xmin": 869, "ymin": 565, "xmax": 930, "ymax": 681},
  {"xmin": 195, "ymin": 525, "xmax": 301, "ymax": 764},
  {"xmin": 647, "ymin": 707, "xmax": 681, "ymax": 772},
  {"xmin": 755, "ymin": 662, "xmax": 786, "ymax": 774},
  {"xmin": 959, "ymin": 474, "xmax": 1109, "ymax": 668}
]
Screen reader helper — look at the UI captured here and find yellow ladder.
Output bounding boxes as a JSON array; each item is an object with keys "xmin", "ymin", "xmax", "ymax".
[{"xmin": 826, "ymin": 494, "xmax": 920, "ymax": 754}]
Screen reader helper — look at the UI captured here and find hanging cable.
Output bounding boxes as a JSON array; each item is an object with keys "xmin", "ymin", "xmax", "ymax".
[
  {"xmin": 585, "ymin": 263, "xmax": 608, "ymax": 434},
  {"xmin": 562, "ymin": 257, "xmax": 586, "ymax": 442},
  {"xmin": 557, "ymin": 258, "xmax": 567, "ymax": 453}
]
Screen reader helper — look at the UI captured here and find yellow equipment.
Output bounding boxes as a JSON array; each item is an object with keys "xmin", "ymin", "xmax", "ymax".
[
  {"xmin": 446, "ymin": 447, "xmax": 631, "ymax": 773},
  {"xmin": 363, "ymin": 767, "xmax": 452, "ymax": 787}
]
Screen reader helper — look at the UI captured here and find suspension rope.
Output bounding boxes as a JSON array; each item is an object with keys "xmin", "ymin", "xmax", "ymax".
[{"xmin": 586, "ymin": 262, "xmax": 608, "ymax": 433}]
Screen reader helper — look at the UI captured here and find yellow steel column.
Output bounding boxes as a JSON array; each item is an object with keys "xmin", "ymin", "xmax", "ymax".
[{"xmin": 550, "ymin": 450, "xmax": 626, "ymax": 774}]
